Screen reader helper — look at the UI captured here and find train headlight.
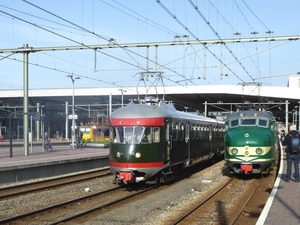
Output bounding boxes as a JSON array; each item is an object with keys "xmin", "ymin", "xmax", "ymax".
[
  {"xmin": 245, "ymin": 151, "xmax": 249, "ymax": 156},
  {"xmin": 135, "ymin": 152, "xmax": 141, "ymax": 158},
  {"xmin": 231, "ymin": 148, "xmax": 238, "ymax": 155},
  {"xmin": 116, "ymin": 152, "xmax": 121, "ymax": 158},
  {"xmin": 256, "ymin": 148, "xmax": 263, "ymax": 155}
]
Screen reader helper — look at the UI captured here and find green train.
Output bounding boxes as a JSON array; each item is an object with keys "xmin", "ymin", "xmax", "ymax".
[{"xmin": 224, "ymin": 110, "xmax": 279, "ymax": 175}]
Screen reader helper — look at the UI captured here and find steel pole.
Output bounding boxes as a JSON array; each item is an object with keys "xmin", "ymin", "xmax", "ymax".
[
  {"xmin": 298, "ymin": 101, "xmax": 300, "ymax": 130},
  {"xmin": 72, "ymin": 81, "xmax": 75, "ymax": 149},
  {"xmin": 67, "ymin": 75, "xmax": 80, "ymax": 149},
  {"xmin": 23, "ymin": 44, "xmax": 29, "ymax": 156},
  {"xmin": 65, "ymin": 102, "xmax": 68, "ymax": 141}
]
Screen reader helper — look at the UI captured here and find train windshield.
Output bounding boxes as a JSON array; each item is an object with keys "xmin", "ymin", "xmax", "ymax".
[
  {"xmin": 241, "ymin": 118, "xmax": 256, "ymax": 125},
  {"xmin": 112, "ymin": 126, "xmax": 158, "ymax": 144},
  {"xmin": 258, "ymin": 119, "xmax": 267, "ymax": 126},
  {"xmin": 229, "ymin": 118, "xmax": 268, "ymax": 127}
]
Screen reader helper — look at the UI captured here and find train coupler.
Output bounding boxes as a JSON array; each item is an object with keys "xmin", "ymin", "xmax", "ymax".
[
  {"xmin": 241, "ymin": 163, "xmax": 252, "ymax": 174},
  {"xmin": 118, "ymin": 171, "xmax": 134, "ymax": 184}
]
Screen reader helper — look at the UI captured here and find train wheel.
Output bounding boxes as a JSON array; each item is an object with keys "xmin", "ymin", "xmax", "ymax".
[{"xmin": 154, "ymin": 173, "xmax": 162, "ymax": 187}]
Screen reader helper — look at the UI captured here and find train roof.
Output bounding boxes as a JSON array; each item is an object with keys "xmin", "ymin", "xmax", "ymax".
[
  {"xmin": 225, "ymin": 110, "xmax": 276, "ymax": 121},
  {"xmin": 110, "ymin": 98, "xmax": 221, "ymax": 124}
]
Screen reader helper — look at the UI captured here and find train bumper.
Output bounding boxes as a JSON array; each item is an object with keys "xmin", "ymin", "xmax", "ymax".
[
  {"xmin": 241, "ymin": 163, "xmax": 252, "ymax": 174},
  {"xmin": 119, "ymin": 171, "xmax": 133, "ymax": 184},
  {"xmin": 113, "ymin": 169, "xmax": 146, "ymax": 184},
  {"xmin": 228, "ymin": 161, "xmax": 270, "ymax": 174}
]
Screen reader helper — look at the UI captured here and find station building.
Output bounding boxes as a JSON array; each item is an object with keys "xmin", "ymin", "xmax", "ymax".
[{"xmin": 0, "ymin": 84, "xmax": 299, "ymax": 140}]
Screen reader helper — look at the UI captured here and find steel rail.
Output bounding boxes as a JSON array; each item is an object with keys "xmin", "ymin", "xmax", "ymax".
[
  {"xmin": 169, "ymin": 177, "xmax": 236, "ymax": 225},
  {"xmin": 0, "ymin": 168, "xmax": 111, "ymax": 200}
]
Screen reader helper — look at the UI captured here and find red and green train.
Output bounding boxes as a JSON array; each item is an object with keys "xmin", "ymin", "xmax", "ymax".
[
  {"xmin": 109, "ymin": 97, "xmax": 225, "ymax": 185},
  {"xmin": 224, "ymin": 110, "xmax": 279, "ymax": 175}
]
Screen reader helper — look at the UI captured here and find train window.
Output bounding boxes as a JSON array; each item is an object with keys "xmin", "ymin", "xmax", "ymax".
[
  {"xmin": 202, "ymin": 126, "xmax": 207, "ymax": 139},
  {"xmin": 241, "ymin": 118, "xmax": 256, "ymax": 125},
  {"xmin": 199, "ymin": 126, "xmax": 204, "ymax": 139},
  {"xmin": 153, "ymin": 127, "xmax": 160, "ymax": 143},
  {"xmin": 217, "ymin": 127, "xmax": 222, "ymax": 138},
  {"xmin": 141, "ymin": 127, "xmax": 152, "ymax": 144},
  {"xmin": 221, "ymin": 127, "xmax": 225, "ymax": 138},
  {"xmin": 112, "ymin": 126, "xmax": 158, "ymax": 144},
  {"xmin": 115, "ymin": 127, "xmax": 124, "ymax": 143},
  {"xmin": 124, "ymin": 127, "xmax": 134, "ymax": 143},
  {"xmin": 135, "ymin": 127, "xmax": 144, "ymax": 142},
  {"xmin": 213, "ymin": 127, "xmax": 217, "ymax": 138},
  {"xmin": 191, "ymin": 125, "xmax": 196, "ymax": 140},
  {"xmin": 230, "ymin": 119, "xmax": 239, "ymax": 127},
  {"xmin": 172, "ymin": 123, "xmax": 178, "ymax": 141},
  {"xmin": 204, "ymin": 126, "xmax": 209, "ymax": 139},
  {"xmin": 196, "ymin": 126, "xmax": 200, "ymax": 139},
  {"xmin": 216, "ymin": 127, "xmax": 220, "ymax": 138},
  {"xmin": 258, "ymin": 119, "xmax": 267, "ymax": 127},
  {"xmin": 114, "ymin": 126, "xmax": 143, "ymax": 144},
  {"xmin": 179, "ymin": 124, "xmax": 184, "ymax": 141},
  {"xmin": 185, "ymin": 124, "xmax": 190, "ymax": 140},
  {"xmin": 110, "ymin": 127, "xmax": 118, "ymax": 143}
]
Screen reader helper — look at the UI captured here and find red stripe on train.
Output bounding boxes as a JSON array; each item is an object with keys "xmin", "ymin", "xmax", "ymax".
[
  {"xmin": 110, "ymin": 161, "xmax": 164, "ymax": 168},
  {"xmin": 110, "ymin": 117, "xmax": 164, "ymax": 126}
]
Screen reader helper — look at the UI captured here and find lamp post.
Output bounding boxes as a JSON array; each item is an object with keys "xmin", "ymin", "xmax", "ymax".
[
  {"xmin": 118, "ymin": 89, "xmax": 127, "ymax": 107},
  {"xmin": 292, "ymin": 109, "xmax": 296, "ymax": 125},
  {"xmin": 66, "ymin": 75, "xmax": 80, "ymax": 149}
]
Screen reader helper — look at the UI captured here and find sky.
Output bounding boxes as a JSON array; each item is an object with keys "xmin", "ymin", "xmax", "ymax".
[{"xmin": 0, "ymin": 0, "xmax": 299, "ymax": 90}]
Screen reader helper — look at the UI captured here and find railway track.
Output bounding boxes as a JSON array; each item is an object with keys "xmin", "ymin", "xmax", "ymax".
[
  {"xmin": 168, "ymin": 176, "xmax": 266, "ymax": 225},
  {"xmin": 0, "ymin": 184, "xmax": 155, "ymax": 224},
  {"xmin": 229, "ymin": 178, "xmax": 263, "ymax": 225},
  {"xmin": 0, "ymin": 167, "xmax": 111, "ymax": 200}
]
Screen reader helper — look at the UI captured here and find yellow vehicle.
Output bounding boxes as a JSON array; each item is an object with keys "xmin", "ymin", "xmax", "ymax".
[{"xmin": 80, "ymin": 126, "xmax": 94, "ymax": 141}]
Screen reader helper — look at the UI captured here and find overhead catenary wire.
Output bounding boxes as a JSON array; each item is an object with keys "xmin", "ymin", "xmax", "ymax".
[
  {"xmin": 208, "ymin": 0, "xmax": 263, "ymax": 81},
  {"xmin": 0, "ymin": 3, "xmax": 191, "ymax": 89},
  {"xmin": 241, "ymin": 0, "xmax": 271, "ymax": 31},
  {"xmin": 0, "ymin": 1, "xmax": 297, "ymax": 90},
  {"xmin": 156, "ymin": 0, "xmax": 246, "ymax": 83},
  {"xmin": 187, "ymin": 0, "xmax": 255, "ymax": 82},
  {"xmin": 22, "ymin": 0, "xmax": 195, "ymax": 86},
  {"xmin": 0, "ymin": 10, "xmax": 154, "ymax": 91},
  {"xmin": 102, "ymin": 0, "xmax": 182, "ymax": 36}
]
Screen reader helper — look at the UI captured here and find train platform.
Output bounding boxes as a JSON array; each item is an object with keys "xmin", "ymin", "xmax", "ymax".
[
  {"xmin": 0, "ymin": 140, "xmax": 110, "ymax": 185},
  {"xmin": 257, "ymin": 148, "xmax": 300, "ymax": 225}
]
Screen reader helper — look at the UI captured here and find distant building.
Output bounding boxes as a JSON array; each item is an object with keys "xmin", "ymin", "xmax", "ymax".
[{"xmin": 288, "ymin": 76, "xmax": 300, "ymax": 88}]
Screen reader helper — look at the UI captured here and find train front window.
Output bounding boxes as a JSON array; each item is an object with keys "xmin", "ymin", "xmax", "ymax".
[
  {"xmin": 241, "ymin": 118, "xmax": 256, "ymax": 125},
  {"xmin": 114, "ymin": 126, "xmax": 154, "ymax": 144},
  {"xmin": 230, "ymin": 119, "xmax": 239, "ymax": 127},
  {"xmin": 258, "ymin": 119, "xmax": 268, "ymax": 127},
  {"xmin": 124, "ymin": 127, "xmax": 142, "ymax": 144},
  {"xmin": 141, "ymin": 127, "xmax": 152, "ymax": 143},
  {"xmin": 153, "ymin": 127, "xmax": 160, "ymax": 143}
]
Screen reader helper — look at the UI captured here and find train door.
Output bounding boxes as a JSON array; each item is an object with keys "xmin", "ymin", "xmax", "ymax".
[
  {"xmin": 185, "ymin": 123, "xmax": 190, "ymax": 166},
  {"xmin": 165, "ymin": 123, "xmax": 171, "ymax": 161}
]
